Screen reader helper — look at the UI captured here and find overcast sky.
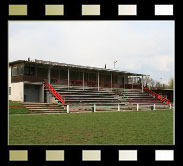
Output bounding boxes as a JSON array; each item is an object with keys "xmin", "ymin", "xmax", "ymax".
[{"xmin": 9, "ymin": 21, "xmax": 174, "ymax": 84}]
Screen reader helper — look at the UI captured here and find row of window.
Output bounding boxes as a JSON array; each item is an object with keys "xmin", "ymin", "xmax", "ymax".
[{"xmin": 11, "ymin": 66, "xmax": 35, "ymax": 76}]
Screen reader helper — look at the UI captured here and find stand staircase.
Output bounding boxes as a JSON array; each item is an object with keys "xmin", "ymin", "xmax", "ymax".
[{"xmin": 22, "ymin": 102, "xmax": 66, "ymax": 114}]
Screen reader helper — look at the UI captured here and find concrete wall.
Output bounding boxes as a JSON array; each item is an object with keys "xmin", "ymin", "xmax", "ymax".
[
  {"xmin": 9, "ymin": 82, "xmax": 24, "ymax": 102},
  {"xmin": 50, "ymin": 96, "xmax": 58, "ymax": 104},
  {"xmin": 9, "ymin": 66, "xmax": 24, "ymax": 102}
]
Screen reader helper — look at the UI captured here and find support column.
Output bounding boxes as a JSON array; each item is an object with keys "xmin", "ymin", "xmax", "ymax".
[
  {"xmin": 83, "ymin": 70, "xmax": 84, "ymax": 91},
  {"xmin": 170, "ymin": 104, "xmax": 172, "ymax": 109},
  {"xmin": 94, "ymin": 104, "xmax": 96, "ymax": 112},
  {"xmin": 124, "ymin": 76, "xmax": 125, "ymax": 90},
  {"xmin": 47, "ymin": 68, "xmax": 51, "ymax": 103},
  {"xmin": 132, "ymin": 77, "xmax": 134, "ymax": 89},
  {"xmin": 111, "ymin": 73, "xmax": 112, "ymax": 89},
  {"xmin": 67, "ymin": 105, "xmax": 70, "ymax": 113},
  {"xmin": 142, "ymin": 75, "xmax": 144, "ymax": 93},
  {"xmin": 68, "ymin": 68, "xmax": 70, "ymax": 90},
  {"xmin": 35, "ymin": 66, "xmax": 37, "ymax": 77},
  {"xmin": 118, "ymin": 104, "xmax": 120, "ymax": 111},
  {"xmin": 48, "ymin": 68, "xmax": 51, "ymax": 84},
  {"xmin": 153, "ymin": 104, "xmax": 156, "ymax": 110},
  {"xmin": 98, "ymin": 72, "xmax": 99, "ymax": 91},
  {"xmin": 58, "ymin": 70, "xmax": 60, "ymax": 80}
]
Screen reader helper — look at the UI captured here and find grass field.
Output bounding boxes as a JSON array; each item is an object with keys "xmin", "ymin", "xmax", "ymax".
[
  {"xmin": 9, "ymin": 100, "xmax": 30, "ymax": 115},
  {"xmin": 9, "ymin": 110, "xmax": 173, "ymax": 145}
]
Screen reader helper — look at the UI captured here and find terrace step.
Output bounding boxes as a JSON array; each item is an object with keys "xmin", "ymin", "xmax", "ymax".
[{"xmin": 22, "ymin": 102, "xmax": 66, "ymax": 114}]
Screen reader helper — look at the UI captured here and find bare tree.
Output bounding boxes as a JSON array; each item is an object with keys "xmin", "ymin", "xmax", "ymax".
[{"xmin": 168, "ymin": 77, "xmax": 174, "ymax": 89}]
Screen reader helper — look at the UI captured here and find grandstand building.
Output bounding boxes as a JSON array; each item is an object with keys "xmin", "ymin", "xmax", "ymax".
[{"xmin": 9, "ymin": 59, "xmax": 145, "ymax": 103}]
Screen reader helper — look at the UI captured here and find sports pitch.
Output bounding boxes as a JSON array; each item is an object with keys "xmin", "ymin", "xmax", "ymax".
[{"xmin": 9, "ymin": 110, "xmax": 173, "ymax": 145}]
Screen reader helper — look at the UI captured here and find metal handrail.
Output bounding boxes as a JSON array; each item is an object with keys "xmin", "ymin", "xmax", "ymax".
[
  {"xmin": 43, "ymin": 80, "xmax": 66, "ymax": 105},
  {"xmin": 143, "ymin": 87, "xmax": 170, "ymax": 105}
]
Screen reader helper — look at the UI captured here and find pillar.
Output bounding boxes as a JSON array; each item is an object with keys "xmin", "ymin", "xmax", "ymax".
[
  {"xmin": 48, "ymin": 68, "xmax": 51, "ymax": 84},
  {"xmin": 118, "ymin": 104, "xmax": 120, "ymax": 111},
  {"xmin": 47, "ymin": 68, "xmax": 51, "ymax": 103},
  {"xmin": 132, "ymin": 77, "xmax": 134, "ymax": 89},
  {"xmin": 58, "ymin": 70, "xmax": 60, "ymax": 80},
  {"xmin": 124, "ymin": 76, "xmax": 125, "ymax": 90},
  {"xmin": 35, "ymin": 66, "xmax": 37, "ymax": 77},
  {"xmin": 94, "ymin": 104, "xmax": 96, "ymax": 112},
  {"xmin": 142, "ymin": 75, "xmax": 144, "ymax": 93},
  {"xmin": 68, "ymin": 68, "xmax": 70, "ymax": 90},
  {"xmin": 111, "ymin": 73, "xmax": 112, "ymax": 89},
  {"xmin": 98, "ymin": 72, "xmax": 99, "ymax": 91},
  {"xmin": 67, "ymin": 105, "xmax": 70, "ymax": 113},
  {"xmin": 83, "ymin": 70, "xmax": 84, "ymax": 90}
]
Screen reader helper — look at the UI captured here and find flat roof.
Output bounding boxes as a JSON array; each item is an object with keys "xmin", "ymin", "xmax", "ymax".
[{"xmin": 9, "ymin": 59, "xmax": 148, "ymax": 76}]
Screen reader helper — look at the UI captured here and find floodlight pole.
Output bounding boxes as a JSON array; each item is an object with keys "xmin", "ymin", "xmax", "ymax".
[{"xmin": 114, "ymin": 61, "xmax": 117, "ymax": 69}]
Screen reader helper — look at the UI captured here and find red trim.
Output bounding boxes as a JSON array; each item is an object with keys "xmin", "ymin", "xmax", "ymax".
[{"xmin": 43, "ymin": 80, "xmax": 66, "ymax": 105}]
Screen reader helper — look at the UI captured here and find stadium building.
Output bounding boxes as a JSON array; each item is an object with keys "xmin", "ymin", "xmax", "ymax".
[
  {"xmin": 9, "ymin": 59, "xmax": 145, "ymax": 102},
  {"xmin": 8, "ymin": 59, "xmax": 171, "ymax": 113}
]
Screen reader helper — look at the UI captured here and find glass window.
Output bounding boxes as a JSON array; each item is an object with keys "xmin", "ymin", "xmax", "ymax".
[
  {"xmin": 24, "ymin": 66, "xmax": 35, "ymax": 75},
  {"xmin": 17, "ymin": 65, "xmax": 24, "ymax": 75},
  {"xmin": 12, "ymin": 67, "xmax": 17, "ymax": 76}
]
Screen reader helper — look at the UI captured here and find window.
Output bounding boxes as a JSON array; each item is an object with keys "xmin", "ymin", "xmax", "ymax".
[
  {"xmin": 9, "ymin": 87, "xmax": 11, "ymax": 95},
  {"xmin": 17, "ymin": 65, "xmax": 24, "ymax": 75},
  {"xmin": 12, "ymin": 67, "xmax": 17, "ymax": 76},
  {"xmin": 24, "ymin": 66, "xmax": 35, "ymax": 75}
]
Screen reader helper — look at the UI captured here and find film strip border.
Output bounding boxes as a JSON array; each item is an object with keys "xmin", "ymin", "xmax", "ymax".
[
  {"xmin": 1, "ymin": 0, "xmax": 178, "ymax": 166},
  {"xmin": 8, "ymin": 4, "xmax": 174, "ymax": 16},
  {"xmin": 7, "ymin": 149, "xmax": 175, "ymax": 162},
  {"xmin": 6, "ymin": 1, "xmax": 175, "ymax": 19}
]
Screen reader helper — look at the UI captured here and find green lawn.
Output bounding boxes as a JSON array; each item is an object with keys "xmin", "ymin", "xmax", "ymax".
[
  {"xmin": 9, "ymin": 110, "xmax": 173, "ymax": 145},
  {"xmin": 9, "ymin": 100, "xmax": 30, "ymax": 115}
]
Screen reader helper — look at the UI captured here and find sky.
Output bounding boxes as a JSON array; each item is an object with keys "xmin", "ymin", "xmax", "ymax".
[{"xmin": 9, "ymin": 21, "xmax": 174, "ymax": 84}]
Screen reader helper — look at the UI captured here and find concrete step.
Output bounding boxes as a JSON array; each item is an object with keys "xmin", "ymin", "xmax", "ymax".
[
  {"xmin": 56, "ymin": 91, "xmax": 115, "ymax": 95},
  {"xmin": 31, "ymin": 111, "xmax": 66, "ymax": 114},
  {"xmin": 23, "ymin": 102, "xmax": 53, "ymax": 105},
  {"xmin": 31, "ymin": 108, "xmax": 66, "ymax": 111},
  {"xmin": 23, "ymin": 102, "xmax": 66, "ymax": 114}
]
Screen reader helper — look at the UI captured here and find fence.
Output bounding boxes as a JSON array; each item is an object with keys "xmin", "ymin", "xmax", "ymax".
[{"xmin": 66, "ymin": 103, "xmax": 172, "ymax": 113}]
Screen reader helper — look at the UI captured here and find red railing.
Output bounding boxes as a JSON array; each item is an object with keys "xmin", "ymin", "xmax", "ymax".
[
  {"xmin": 143, "ymin": 87, "xmax": 170, "ymax": 105},
  {"xmin": 43, "ymin": 80, "xmax": 66, "ymax": 105}
]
